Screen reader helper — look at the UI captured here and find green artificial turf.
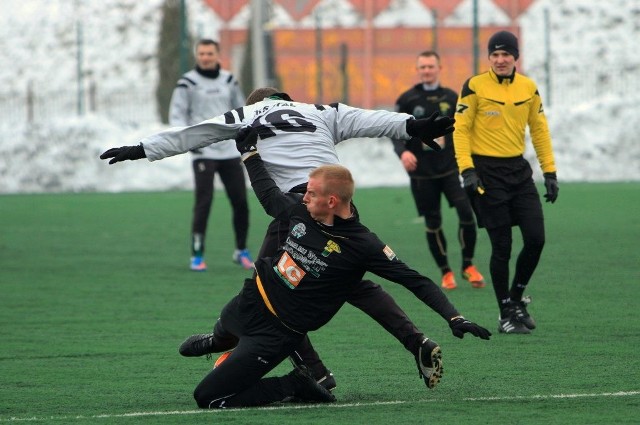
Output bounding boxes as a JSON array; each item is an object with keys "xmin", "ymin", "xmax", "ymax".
[{"xmin": 1, "ymin": 183, "xmax": 638, "ymax": 424}]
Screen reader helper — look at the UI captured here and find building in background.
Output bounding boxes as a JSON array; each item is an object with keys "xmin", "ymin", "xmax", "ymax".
[{"xmin": 204, "ymin": 0, "xmax": 533, "ymax": 108}]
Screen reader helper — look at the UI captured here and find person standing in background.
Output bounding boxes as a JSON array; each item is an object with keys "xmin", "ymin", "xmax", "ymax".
[
  {"xmin": 454, "ymin": 31, "xmax": 559, "ymax": 334},
  {"xmin": 169, "ymin": 39, "xmax": 254, "ymax": 272},
  {"xmin": 393, "ymin": 50, "xmax": 485, "ymax": 291}
]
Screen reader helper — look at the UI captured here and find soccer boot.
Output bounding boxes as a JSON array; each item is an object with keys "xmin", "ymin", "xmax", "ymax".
[
  {"xmin": 289, "ymin": 355, "xmax": 337, "ymax": 392},
  {"xmin": 179, "ymin": 333, "xmax": 218, "ymax": 357},
  {"xmin": 497, "ymin": 304, "xmax": 531, "ymax": 334},
  {"xmin": 515, "ymin": 299, "xmax": 536, "ymax": 329},
  {"xmin": 441, "ymin": 271, "xmax": 457, "ymax": 290},
  {"xmin": 462, "ymin": 265, "xmax": 486, "ymax": 288},
  {"xmin": 287, "ymin": 367, "xmax": 336, "ymax": 403},
  {"xmin": 316, "ymin": 370, "xmax": 337, "ymax": 392},
  {"xmin": 415, "ymin": 337, "xmax": 443, "ymax": 389},
  {"xmin": 232, "ymin": 249, "xmax": 254, "ymax": 270},
  {"xmin": 190, "ymin": 256, "xmax": 207, "ymax": 272}
]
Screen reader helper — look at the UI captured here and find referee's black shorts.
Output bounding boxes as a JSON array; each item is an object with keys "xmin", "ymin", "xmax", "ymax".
[{"xmin": 471, "ymin": 155, "xmax": 543, "ymax": 229}]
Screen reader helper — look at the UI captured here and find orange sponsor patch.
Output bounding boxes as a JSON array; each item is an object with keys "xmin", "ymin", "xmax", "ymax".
[{"xmin": 276, "ymin": 251, "xmax": 306, "ymax": 288}]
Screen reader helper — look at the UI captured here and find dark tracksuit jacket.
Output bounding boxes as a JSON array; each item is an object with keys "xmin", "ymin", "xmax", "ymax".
[
  {"xmin": 247, "ymin": 154, "xmax": 461, "ymax": 333},
  {"xmin": 193, "ymin": 153, "xmax": 461, "ymax": 408},
  {"xmin": 392, "ymin": 84, "xmax": 459, "ymax": 179}
]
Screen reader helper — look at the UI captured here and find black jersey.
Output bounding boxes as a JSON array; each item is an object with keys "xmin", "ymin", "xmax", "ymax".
[
  {"xmin": 245, "ymin": 155, "xmax": 460, "ymax": 334},
  {"xmin": 393, "ymin": 84, "xmax": 459, "ymax": 178}
]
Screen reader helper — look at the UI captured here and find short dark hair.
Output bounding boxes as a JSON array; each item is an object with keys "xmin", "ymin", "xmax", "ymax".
[
  {"xmin": 195, "ymin": 39, "xmax": 220, "ymax": 52},
  {"xmin": 417, "ymin": 50, "xmax": 441, "ymax": 62},
  {"xmin": 246, "ymin": 87, "xmax": 281, "ymax": 105}
]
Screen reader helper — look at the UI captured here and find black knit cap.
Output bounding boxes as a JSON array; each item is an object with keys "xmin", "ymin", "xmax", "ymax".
[{"xmin": 488, "ymin": 30, "xmax": 519, "ymax": 60}]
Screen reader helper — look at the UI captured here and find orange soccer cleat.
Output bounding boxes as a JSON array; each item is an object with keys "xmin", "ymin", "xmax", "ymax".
[
  {"xmin": 462, "ymin": 265, "xmax": 485, "ymax": 288},
  {"xmin": 441, "ymin": 271, "xmax": 457, "ymax": 290}
]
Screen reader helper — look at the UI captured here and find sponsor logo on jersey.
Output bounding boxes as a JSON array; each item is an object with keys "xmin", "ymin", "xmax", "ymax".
[
  {"xmin": 321, "ymin": 240, "xmax": 341, "ymax": 257},
  {"xmin": 382, "ymin": 245, "xmax": 396, "ymax": 261},
  {"xmin": 412, "ymin": 105, "xmax": 425, "ymax": 118},
  {"xmin": 274, "ymin": 251, "xmax": 306, "ymax": 289},
  {"xmin": 456, "ymin": 104, "xmax": 468, "ymax": 114},
  {"xmin": 383, "ymin": 245, "xmax": 397, "ymax": 260},
  {"xmin": 485, "ymin": 110, "xmax": 500, "ymax": 116},
  {"xmin": 291, "ymin": 223, "xmax": 306, "ymax": 238}
]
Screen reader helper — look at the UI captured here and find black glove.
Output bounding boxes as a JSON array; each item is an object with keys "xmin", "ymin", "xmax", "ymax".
[
  {"xmin": 405, "ymin": 112, "xmax": 455, "ymax": 151},
  {"xmin": 99, "ymin": 144, "xmax": 146, "ymax": 165},
  {"xmin": 235, "ymin": 127, "xmax": 258, "ymax": 156},
  {"xmin": 449, "ymin": 316, "xmax": 492, "ymax": 340},
  {"xmin": 543, "ymin": 172, "xmax": 559, "ymax": 203},
  {"xmin": 461, "ymin": 168, "xmax": 485, "ymax": 196}
]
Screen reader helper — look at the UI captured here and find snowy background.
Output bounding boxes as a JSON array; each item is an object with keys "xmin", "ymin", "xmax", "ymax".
[{"xmin": 0, "ymin": 0, "xmax": 639, "ymax": 194}]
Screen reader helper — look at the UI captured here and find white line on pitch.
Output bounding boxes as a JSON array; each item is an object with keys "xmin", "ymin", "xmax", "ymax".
[{"xmin": 2, "ymin": 391, "xmax": 638, "ymax": 422}]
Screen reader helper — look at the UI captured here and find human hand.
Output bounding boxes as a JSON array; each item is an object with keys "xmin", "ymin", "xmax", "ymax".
[
  {"xmin": 449, "ymin": 316, "xmax": 492, "ymax": 340},
  {"xmin": 400, "ymin": 151, "xmax": 417, "ymax": 172},
  {"xmin": 99, "ymin": 145, "xmax": 146, "ymax": 165},
  {"xmin": 461, "ymin": 168, "xmax": 485, "ymax": 196},
  {"xmin": 405, "ymin": 112, "xmax": 455, "ymax": 151},
  {"xmin": 543, "ymin": 172, "xmax": 559, "ymax": 203},
  {"xmin": 235, "ymin": 127, "xmax": 258, "ymax": 156}
]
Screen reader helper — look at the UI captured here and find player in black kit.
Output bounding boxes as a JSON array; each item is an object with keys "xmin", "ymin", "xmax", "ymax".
[
  {"xmin": 176, "ymin": 128, "xmax": 491, "ymax": 409},
  {"xmin": 393, "ymin": 51, "xmax": 485, "ymax": 291}
]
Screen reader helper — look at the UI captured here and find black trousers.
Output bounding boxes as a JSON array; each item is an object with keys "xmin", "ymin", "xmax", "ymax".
[
  {"xmin": 191, "ymin": 158, "xmax": 249, "ymax": 253},
  {"xmin": 256, "ymin": 214, "xmax": 423, "ymax": 378},
  {"xmin": 410, "ymin": 171, "xmax": 477, "ymax": 271},
  {"xmin": 471, "ymin": 155, "xmax": 545, "ymax": 308},
  {"xmin": 193, "ymin": 279, "xmax": 305, "ymax": 408}
]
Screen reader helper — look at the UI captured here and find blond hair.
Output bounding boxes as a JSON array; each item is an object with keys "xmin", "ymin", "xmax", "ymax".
[{"xmin": 309, "ymin": 165, "xmax": 355, "ymax": 203}]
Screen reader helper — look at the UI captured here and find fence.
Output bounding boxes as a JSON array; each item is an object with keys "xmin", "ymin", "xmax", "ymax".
[
  {"xmin": 0, "ymin": 82, "xmax": 159, "ymax": 128},
  {"xmin": 0, "ymin": 66, "xmax": 637, "ymax": 128}
]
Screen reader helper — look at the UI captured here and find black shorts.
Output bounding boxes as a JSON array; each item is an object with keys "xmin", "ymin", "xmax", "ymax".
[
  {"xmin": 410, "ymin": 171, "xmax": 466, "ymax": 216},
  {"xmin": 471, "ymin": 155, "xmax": 543, "ymax": 229}
]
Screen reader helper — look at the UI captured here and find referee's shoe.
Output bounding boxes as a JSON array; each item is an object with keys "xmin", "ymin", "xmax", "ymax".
[
  {"xmin": 498, "ymin": 300, "xmax": 536, "ymax": 334},
  {"xmin": 415, "ymin": 338, "xmax": 443, "ymax": 389}
]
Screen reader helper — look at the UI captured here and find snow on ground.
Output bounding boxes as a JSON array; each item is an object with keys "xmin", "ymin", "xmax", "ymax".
[{"xmin": 0, "ymin": 0, "xmax": 638, "ymax": 193}]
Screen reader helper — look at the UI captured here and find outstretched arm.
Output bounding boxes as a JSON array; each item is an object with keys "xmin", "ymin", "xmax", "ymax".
[
  {"xmin": 99, "ymin": 111, "xmax": 247, "ymax": 165},
  {"xmin": 365, "ymin": 242, "xmax": 491, "ymax": 340}
]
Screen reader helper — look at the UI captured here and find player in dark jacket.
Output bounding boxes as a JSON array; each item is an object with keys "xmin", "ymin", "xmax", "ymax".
[
  {"xmin": 176, "ymin": 128, "xmax": 491, "ymax": 409},
  {"xmin": 393, "ymin": 51, "xmax": 484, "ymax": 291},
  {"xmin": 100, "ymin": 87, "xmax": 461, "ymax": 392}
]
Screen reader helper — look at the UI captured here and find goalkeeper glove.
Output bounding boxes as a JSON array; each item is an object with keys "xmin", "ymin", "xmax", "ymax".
[
  {"xmin": 461, "ymin": 168, "xmax": 485, "ymax": 196},
  {"xmin": 99, "ymin": 144, "xmax": 146, "ymax": 165},
  {"xmin": 234, "ymin": 127, "xmax": 259, "ymax": 160},
  {"xmin": 543, "ymin": 172, "xmax": 559, "ymax": 203},
  {"xmin": 405, "ymin": 112, "xmax": 455, "ymax": 151},
  {"xmin": 449, "ymin": 316, "xmax": 492, "ymax": 340}
]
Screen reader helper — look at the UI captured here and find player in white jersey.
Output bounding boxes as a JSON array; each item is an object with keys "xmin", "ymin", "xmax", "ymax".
[
  {"xmin": 169, "ymin": 39, "xmax": 253, "ymax": 272},
  {"xmin": 100, "ymin": 87, "xmax": 455, "ymax": 390}
]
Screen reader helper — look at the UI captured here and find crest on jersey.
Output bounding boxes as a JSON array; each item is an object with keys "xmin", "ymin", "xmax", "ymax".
[
  {"xmin": 291, "ymin": 223, "xmax": 306, "ymax": 238},
  {"xmin": 321, "ymin": 240, "xmax": 341, "ymax": 257},
  {"xmin": 439, "ymin": 102, "xmax": 451, "ymax": 114}
]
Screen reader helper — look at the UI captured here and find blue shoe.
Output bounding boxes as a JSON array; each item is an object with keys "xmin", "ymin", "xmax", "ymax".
[
  {"xmin": 233, "ymin": 249, "xmax": 254, "ymax": 270},
  {"xmin": 190, "ymin": 256, "xmax": 207, "ymax": 271}
]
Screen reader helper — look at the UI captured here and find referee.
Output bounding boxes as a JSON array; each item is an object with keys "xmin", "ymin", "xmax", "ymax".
[{"xmin": 454, "ymin": 31, "xmax": 559, "ymax": 334}]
